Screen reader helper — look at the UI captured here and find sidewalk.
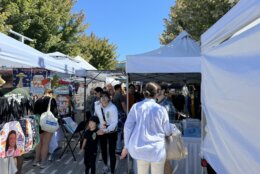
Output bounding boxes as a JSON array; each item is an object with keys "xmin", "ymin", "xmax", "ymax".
[{"xmin": 22, "ymin": 150, "xmax": 128, "ymax": 174}]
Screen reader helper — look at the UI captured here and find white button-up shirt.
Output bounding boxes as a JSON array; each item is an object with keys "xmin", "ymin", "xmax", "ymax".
[
  {"xmin": 94, "ymin": 101, "xmax": 118, "ymax": 133},
  {"xmin": 124, "ymin": 98, "xmax": 175, "ymax": 162}
]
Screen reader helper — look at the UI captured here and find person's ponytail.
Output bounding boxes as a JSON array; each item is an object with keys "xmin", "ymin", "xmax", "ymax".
[{"xmin": 143, "ymin": 82, "xmax": 159, "ymax": 98}]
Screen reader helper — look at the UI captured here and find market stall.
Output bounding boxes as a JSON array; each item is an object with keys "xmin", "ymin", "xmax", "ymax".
[
  {"xmin": 0, "ymin": 33, "xmax": 69, "ymax": 73},
  {"xmin": 0, "ymin": 32, "xmax": 97, "ymax": 172},
  {"xmin": 126, "ymin": 31, "xmax": 202, "ymax": 174}
]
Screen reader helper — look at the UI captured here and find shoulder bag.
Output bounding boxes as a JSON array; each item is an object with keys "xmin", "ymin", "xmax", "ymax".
[{"xmin": 40, "ymin": 98, "xmax": 59, "ymax": 133}]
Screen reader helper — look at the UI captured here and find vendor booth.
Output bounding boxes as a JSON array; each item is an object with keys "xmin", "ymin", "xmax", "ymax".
[
  {"xmin": 0, "ymin": 32, "xmax": 97, "ymax": 172},
  {"xmin": 126, "ymin": 31, "xmax": 202, "ymax": 174},
  {"xmin": 201, "ymin": 0, "xmax": 260, "ymax": 173},
  {"xmin": 0, "ymin": 33, "xmax": 73, "ymax": 74}
]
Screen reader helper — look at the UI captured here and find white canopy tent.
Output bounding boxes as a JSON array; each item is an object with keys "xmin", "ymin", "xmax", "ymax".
[
  {"xmin": 126, "ymin": 31, "xmax": 201, "ymax": 83},
  {"xmin": 202, "ymin": 0, "xmax": 260, "ymax": 52},
  {"xmin": 47, "ymin": 52, "xmax": 97, "ymax": 74},
  {"xmin": 0, "ymin": 33, "xmax": 70, "ymax": 73},
  {"xmin": 74, "ymin": 56, "xmax": 97, "ymax": 70},
  {"xmin": 126, "ymin": 31, "xmax": 202, "ymax": 174},
  {"xmin": 47, "ymin": 52, "xmax": 81, "ymax": 74},
  {"xmin": 201, "ymin": 0, "xmax": 260, "ymax": 173}
]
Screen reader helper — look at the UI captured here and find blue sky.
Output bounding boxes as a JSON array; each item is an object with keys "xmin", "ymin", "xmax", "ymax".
[{"xmin": 73, "ymin": 0, "xmax": 175, "ymax": 61}]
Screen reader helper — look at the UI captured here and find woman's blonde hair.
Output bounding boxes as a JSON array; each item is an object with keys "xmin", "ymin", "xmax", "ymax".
[
  {"xmin": 143, "ymin": 82, "xmax": 159, "ymax": 98},
  {"xmin": 44, "ymin": 89, "xmax": 53, "ymax": 95}
]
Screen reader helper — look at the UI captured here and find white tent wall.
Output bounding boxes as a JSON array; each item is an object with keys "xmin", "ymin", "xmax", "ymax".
[
  {"xmin": 0, "ymin": 33, "xmax": 71, "ymax": 73},
  {"xmin": 201, "ymin": 1, "xmax": 260, "ymax": 173}
]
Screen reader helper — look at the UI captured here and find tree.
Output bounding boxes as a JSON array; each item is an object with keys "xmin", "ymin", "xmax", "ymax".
[
  {"xmin": 0, "ymin": 0, "xmax": 87, "ymax": 54},
  {"xmin": 87, "ymin": 33, "xmax": 117, "ymax": 70},
  {"xmin": 0, "ymin": 9, "xmax": 10, "ymax": 33},
  {"xmin": 0, "ymin": 0, "xmax": 118, "ymax": 70},
  {"xmin": 160, "ymin": 0, "xmax": 238, "ymax": 44}
]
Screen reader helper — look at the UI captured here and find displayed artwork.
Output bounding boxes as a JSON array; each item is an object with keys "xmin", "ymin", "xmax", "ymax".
[
  {"xmin": 74, "ymin": 83, "xmax": 85, "ymax": 110},
  {"xmin": 0, "ymin": 69, "xmax": 13, "ymax": 88},
  {"xmin": 0, "ymin": 121, "xmax": 25, "ymax": 158},
  {"xmin": 56, "ymin": 95, "xmax": 70, "ymax": 116},
  {"xmin": 30, "ymin": 68, "xmax": 51, "ymax": 95},
  {"xmin": 13, "ymin": 68, "xmax": 32, "ymax": 88},
  {"xmin": 54, "ymin": 85, "xmax": 70, "ymax": 95}
]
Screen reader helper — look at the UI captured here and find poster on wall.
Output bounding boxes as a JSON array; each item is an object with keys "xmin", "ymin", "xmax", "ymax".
[
  {"xmin": 74, "ymin": 82, "xmax": 85, "ymax": 110},
  {"xmin": 0, "ymin": 69, "xmax": 13, "ymax": 88},
  {"xmin": 30, "ymin": 68, "xmax": 51, "ymax": 95},
  {"xmin": 13, "ymin": 68, "xmax": 32, "ymax": 88},
  {"xmin": 56, "ymin": 95, "xmax": 70, "ymax": 116}
]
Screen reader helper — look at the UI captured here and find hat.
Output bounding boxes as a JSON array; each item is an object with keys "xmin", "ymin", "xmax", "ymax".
[{"xmin": 89, "ymin": 116, "xmax": 100, "ymax": 125}]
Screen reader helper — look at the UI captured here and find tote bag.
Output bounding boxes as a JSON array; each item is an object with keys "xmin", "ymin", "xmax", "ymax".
[
  {"xmin": 165, "ymin": 127, "xmax": 188, "ymax": 160},
  {"xmin": 0, "ymin": 121, "xmax": 25, "ymax": 158},
  {"xmin": 40, "ymin": 98, "xmax": 59, "ymax": 133}
]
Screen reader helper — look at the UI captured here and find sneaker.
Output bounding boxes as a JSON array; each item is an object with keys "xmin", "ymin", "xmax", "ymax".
[
  {"xmin": 32, "ymin": 160, "xmax": 40, "ymax": 167},
  {"xmin": 102, "ymin": 165, "xmax": 109, "ymax": 173},
  {"xmin": 39, "ymin": 161, "xmax": 48, "ymax": 169}
]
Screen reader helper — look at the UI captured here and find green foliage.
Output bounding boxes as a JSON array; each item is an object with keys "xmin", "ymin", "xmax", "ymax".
[
  {"xmin": 0, "ymin": 0, "xmax": 87, "ymax": 53},
  {"xmin": 87, "ymin": 33, "xmax": 117, "ymax": 70},
  {"xmin": 160, "ymin": 0, "xmax": 238, "ymax": 44},
  {"xmin": 0, "ymin": 11, "xmax": 10, "ymax": 32},
  {"xmin": 0, "ymin": 0, "xmax": 118, "ymax": 70}
]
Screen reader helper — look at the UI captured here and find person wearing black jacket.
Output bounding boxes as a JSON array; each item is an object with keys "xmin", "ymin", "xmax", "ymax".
[
  {"xmin": 80, "ymin": 116, "xmax": 100, "ymax": 174},
  {"xmin": 33, "ymin": 89, "xmax": 58, "ymax": 169}
]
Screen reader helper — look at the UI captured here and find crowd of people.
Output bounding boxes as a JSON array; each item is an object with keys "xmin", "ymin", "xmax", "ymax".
[{"xmin": 28, "ymin": 81, "xmax": 199, "ymax": 174}]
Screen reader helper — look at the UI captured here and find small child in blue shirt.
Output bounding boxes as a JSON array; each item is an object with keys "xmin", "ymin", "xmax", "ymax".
[{"xmin": 81, "ymin": 116, "xmax": 100, "ymax": 174}]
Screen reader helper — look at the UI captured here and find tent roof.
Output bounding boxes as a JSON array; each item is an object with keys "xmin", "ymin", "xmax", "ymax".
[
  {"xmin": 126, "ymin": 31, "xmax": 201, "ymax": 74},
  {"xmin": 47, "ymin": 52, "xmax": 97, "ymax": 72},
  {"xmin": 74, "ymin": 56, "xmax": 97, "ymax": 70},
  {"xmin": 0, "ymin": 33, "xmax": 70, "ymax": 73},
  {"xmin": 201, "ymin": 0, "xmax": 260, "ymax": 52}
]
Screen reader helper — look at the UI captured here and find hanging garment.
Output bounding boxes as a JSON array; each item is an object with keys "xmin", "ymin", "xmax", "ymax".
[
  {"xmin": 28, "ymin": 115, "xmax": 40, "ymax": 149},
  {"xmin": 19, "ymin": 118, "xmax": 33, "ymax": 153}
]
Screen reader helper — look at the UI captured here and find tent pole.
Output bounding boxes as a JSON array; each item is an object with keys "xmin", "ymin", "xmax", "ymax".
[
  {"xmin": 126, "ymin": 73, "xmax": 132, "ymax": 174},
  {"xmin": 83, "ymin": 76, "xmax": 87, "ymax": 121}
]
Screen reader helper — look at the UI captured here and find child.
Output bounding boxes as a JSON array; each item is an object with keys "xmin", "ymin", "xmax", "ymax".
[{"xmin": 81, "ymin": 116, "xmax": 100, "ymax": 174}]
